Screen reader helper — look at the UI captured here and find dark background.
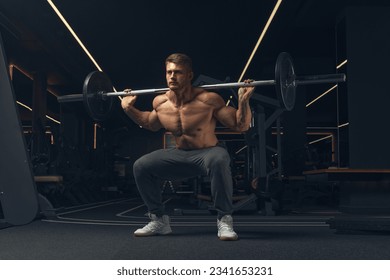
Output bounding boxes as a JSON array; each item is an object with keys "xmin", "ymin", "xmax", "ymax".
[{"xmin": 1, "ymin": 0, "xmax": 390, "ymax": 188}]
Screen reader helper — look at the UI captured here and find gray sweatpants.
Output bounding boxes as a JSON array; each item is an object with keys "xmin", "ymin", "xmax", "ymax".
[{"xmin": 133, "ymin": 145, "xmax": 234, "ymax": 219}]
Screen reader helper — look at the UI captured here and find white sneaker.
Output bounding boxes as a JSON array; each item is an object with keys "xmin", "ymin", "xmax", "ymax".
[
  {"xmin": 134, "ymin": 214, "xmax": 172, "ymax": 237},
  {"xmin": 217, "ymin": 215, "xmax": 238, "ymax": 241}
]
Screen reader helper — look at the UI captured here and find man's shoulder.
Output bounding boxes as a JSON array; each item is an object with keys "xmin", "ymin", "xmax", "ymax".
[
  {"xmin": 153, "ymin": 93, "xmax": 169, "ymax": 108},
  {"xmin": 194, "ymin": 88, "xmax": 221, "ymax": 99},
  {"xmin": 194, "ymin": 88, "xmax": 225, "ymax": 107}
]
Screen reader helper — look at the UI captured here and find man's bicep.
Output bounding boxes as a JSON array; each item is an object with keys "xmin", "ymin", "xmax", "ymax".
[
  {"xmin": 148, "ymin": 109, "xmax": 163, "ymax": 131},
  {"xmin": 214, "ymin": 105, "xmax": 237, "ymax": 129}
]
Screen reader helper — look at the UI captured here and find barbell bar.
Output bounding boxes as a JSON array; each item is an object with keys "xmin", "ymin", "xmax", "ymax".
[
  {"xmin": 57, "ymin": 52, "xmax": 346, "ymax": 122},
  {"xmin": 104, "ymin": 79, "xmax": 277, "ymax": 97}
]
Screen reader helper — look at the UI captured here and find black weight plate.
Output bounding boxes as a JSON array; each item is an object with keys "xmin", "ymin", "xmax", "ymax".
[
  {"xmin": 275, "ymin": 52, "xmax": 296, "ymax": 111},
  {"xmin": 83, "ymin": 71, "xmax": 114, "ymax": 122}
]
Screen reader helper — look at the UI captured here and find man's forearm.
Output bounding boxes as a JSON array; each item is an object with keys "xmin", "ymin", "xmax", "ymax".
[{"xmin": 236, "ymin": 100, "xmax": 252, "ymax": 131}]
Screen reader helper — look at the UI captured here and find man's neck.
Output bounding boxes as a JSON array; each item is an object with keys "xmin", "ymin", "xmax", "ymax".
[{"xmin": 169, "ymin": 85, "xmax": 193, "ymax": 107}]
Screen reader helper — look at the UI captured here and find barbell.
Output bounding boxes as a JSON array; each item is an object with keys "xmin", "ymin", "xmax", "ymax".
[{"xmin": 57, "ymin": 52, "xmax": 346, "ymax": 122}]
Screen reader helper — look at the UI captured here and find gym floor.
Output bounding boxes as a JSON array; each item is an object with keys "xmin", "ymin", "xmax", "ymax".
[{"xmin": 1, "ymin": 197, "xmax": 389, "ymax": 260}]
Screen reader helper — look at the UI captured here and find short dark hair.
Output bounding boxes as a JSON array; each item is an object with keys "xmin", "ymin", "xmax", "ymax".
[{"xmin": 165, "ymin": 53, "xmax": 192, "ymax": 71}]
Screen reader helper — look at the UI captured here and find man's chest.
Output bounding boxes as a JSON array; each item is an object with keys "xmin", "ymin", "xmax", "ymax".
[{"xmin": 157, "ymin": 102, "xmax": 215, "ymax": 131}]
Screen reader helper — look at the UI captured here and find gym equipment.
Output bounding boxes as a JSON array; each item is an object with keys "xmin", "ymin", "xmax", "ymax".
[
  {"xmin": 57, "ymin": 52, "xmax": 346, "ymax": 121},
  {"xmin": 0, "ymin": 32, "xmax": 39, "ymax": 226}
]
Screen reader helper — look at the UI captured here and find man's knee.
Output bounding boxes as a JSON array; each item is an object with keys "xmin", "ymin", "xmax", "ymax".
[
  {"xmin": 209, "ymin": 149, "xmax": 231, "ymax": 169},
  {"xmin": 133, "ymin": 155, "xmax": 150, "ymax": 176}
]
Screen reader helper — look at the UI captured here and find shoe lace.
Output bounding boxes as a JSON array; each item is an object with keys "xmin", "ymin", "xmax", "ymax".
[
  {"xmin": 218, "ymin": 220, "xmax": 234, "ymax": 233},
  {"xmin": 142, "ymin": 220, "xmax": 163, "ymax": 231}
]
